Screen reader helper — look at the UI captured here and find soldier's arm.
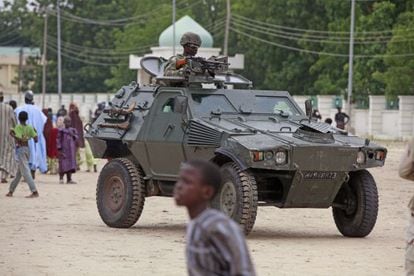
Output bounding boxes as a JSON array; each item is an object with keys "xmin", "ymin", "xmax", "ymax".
[
  {"xmin": 164, "ymin": 57, "xmax": 178, "ymax": 76},
  {"xmin": 164, "ymin": 56, "xmax": 188, "ymax": 77}
]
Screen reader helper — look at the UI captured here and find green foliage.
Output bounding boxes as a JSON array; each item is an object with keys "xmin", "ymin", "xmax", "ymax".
[{"xmin": 374, "ymin": 9, "xmax": 414, "ymax": 98}]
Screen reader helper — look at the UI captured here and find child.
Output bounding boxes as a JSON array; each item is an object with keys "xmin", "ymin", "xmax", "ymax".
[
  {"xmin": 173, "ymin": 160, "xmax": 256, "ymax": 276},
  {"xmin": 57, "ymin": 116, "xmax": 78, "ymax": 184},
  {"xmin": 6, "ymin": 111, "xmax": 39, "ymax": 198}
]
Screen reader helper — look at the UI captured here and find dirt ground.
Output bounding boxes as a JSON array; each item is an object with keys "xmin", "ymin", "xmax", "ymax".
[{"xmin": 0, "ymin": 141, "xmax": 412, "ymax": 275}]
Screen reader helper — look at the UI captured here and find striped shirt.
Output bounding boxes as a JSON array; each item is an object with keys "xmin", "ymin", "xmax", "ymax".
[{"xmin": 186, "ymin": 208, "xmax": 255, "ymax": 276}]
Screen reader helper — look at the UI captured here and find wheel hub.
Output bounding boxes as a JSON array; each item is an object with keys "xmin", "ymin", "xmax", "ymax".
[
  {"xmin": 220, "ymin": 181, "xmax": 237, "ymax": 217},
  {"xmin": 104, "ymin": 176, "xmax": 125, "ymax": 212},
  {"xmin": 335, "ymin": 184, "xmax": 357, "ymax": 216}
]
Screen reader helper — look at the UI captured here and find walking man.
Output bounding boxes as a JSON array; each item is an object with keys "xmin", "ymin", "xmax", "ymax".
[
  {"xmin": 15, "ymin": 91, "xmax": 48, "ymax": 177},
  {"xmin": 174, "ymin": 159, "xmax": 256, "ymax": 276},
  {"xmin": 0, "ymin": 91, "xmax": 17, "ymax": 183}
]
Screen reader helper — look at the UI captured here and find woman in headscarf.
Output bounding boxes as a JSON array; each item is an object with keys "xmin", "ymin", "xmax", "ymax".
[
  {"xmin": 69, "ymin": 103, "xmax": 84, "ymax": 170},
  {"xmin": 42, "ymin": 109, "xmax": 58, "ymax": 174}
]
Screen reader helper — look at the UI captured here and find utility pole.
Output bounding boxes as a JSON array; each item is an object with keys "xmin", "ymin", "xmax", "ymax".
[
  {"xmin": 346, "ymin": 0, "xmax": 356, "ymax": 126},
  {"xmin": 42, "ymin": 11, "xmax": 48, "ymax": 108},
  {"xmin": 223, "ymin": 0, "xmax": 231, "ymax": 56},
  {"xmin": 172, "ymin": 0, "xmax": 176, "ymax": 55},
  {"xmin": 57, "ymin": 0, "xmax": 62, "ymax": 107},
  {"xmin": 17, "ymin": 47, "xmax": 23, "ymax": 93}
]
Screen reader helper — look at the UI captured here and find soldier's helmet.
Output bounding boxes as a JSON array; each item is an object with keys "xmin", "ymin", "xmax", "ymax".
[{"xmin": 180, "ymin": 32, "xmax": 201, "ymax": 47}]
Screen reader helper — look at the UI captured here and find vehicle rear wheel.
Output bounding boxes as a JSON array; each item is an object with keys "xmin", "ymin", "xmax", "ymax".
[
  {"xmin": 96, "ymin": 158, "xmax": 145, "ymax": 228},
  {"xmin": 332, "ymin": 169, "xmax": 378, "ymax": 237},
  {"xmin": 211, "ymin": 162, "xmax": 258, "ymax": 235}
]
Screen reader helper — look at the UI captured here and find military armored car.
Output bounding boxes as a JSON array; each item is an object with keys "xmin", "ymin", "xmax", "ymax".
[{"xmin": 85, "ymin": 56, "xmax": 387, "ymax": 236}]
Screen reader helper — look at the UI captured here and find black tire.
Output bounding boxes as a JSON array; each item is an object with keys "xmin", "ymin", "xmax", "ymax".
[
  {"xmin": 211, "ymin": 162, "xmax": 258, "ymax": 235},
  {"xmin": 96, "ymin": 158, "xmax": 145, "ymax": 228},
  {"xmin": 332, "ymin": 169, "xmax": 378, "ymax": 237}
]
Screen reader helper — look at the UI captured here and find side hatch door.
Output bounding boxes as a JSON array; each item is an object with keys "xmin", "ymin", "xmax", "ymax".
[{"xmin": 143, "ymin": 90, "xmax": 188, "ymax": 178}]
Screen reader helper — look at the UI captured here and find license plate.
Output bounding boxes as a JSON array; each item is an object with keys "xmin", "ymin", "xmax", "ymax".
[{"xmin": 303, "ymin": 171, "xmax": 337, "ymax": 180}]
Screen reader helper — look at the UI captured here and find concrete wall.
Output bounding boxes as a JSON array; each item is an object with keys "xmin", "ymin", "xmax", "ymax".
[
  {"xmin": 399, "ymin": 96, "xmax": 414, "ymax": 139},
  {"xmin": 381, "ymin": 111, "xmax": 399, "ymax": 139},
  {"xmin": 352, "ymin": 109, "xmax": 369, "ymax": 136}
]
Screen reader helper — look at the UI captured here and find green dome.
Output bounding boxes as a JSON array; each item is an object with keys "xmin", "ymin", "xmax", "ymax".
[{"xmin": 159, "ymin": 15, "xmax": 213, "ymax": 48}]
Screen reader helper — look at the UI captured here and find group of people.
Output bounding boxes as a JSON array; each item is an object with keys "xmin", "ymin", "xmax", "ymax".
[
  {"xmin": 312, "ymin": 107, "xmax": 350, "ymax": 130},
  {"xmin": 0, "ymin": 90, "xmax": 98, "ymax": 198}
]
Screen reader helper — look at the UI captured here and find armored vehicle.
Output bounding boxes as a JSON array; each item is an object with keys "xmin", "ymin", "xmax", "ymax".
[{"xmin": 85, "ymin": 56, "xmax": 387, "ymax": 236}]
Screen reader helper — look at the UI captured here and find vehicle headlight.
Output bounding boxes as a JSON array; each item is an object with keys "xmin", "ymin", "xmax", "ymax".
[
  {"xmin": 356, "ymin": 151, "xmax": 366, "ymax": 164},
  {"xmin": 275, "ymin": 150, "xmax": 287, "ymax": 165},
  {"xmin": 264, "ymin": 151, "xmax": 274, "ymax": 160}
]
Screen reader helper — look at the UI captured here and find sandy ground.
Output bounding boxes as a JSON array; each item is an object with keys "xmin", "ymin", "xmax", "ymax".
[{"xmin": 0, "ymin": 141, "xmax": 412, "ymax": 276}]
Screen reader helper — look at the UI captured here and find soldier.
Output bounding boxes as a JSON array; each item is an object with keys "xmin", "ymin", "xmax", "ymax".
[{"xmin": 164, "ymin": 32, "xmax": 201, "ymax": 76}]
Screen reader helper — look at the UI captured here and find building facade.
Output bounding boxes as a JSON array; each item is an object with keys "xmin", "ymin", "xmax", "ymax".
[{"xmin": 0, "ymin": 47, "xmax": 41, "ymax": 95}]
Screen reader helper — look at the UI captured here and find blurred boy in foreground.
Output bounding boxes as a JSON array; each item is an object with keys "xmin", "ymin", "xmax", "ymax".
[{"xmin": 174, "ymin": 159, "xmax": 255, "ymax": 276}]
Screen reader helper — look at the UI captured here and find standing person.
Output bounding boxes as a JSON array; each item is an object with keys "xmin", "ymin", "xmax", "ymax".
[
  {"xmin": 57, "ymin": 116, "xmax": 78, "ymax": 184},
  {"xmin": 334, "ymin": 107, "xmax": 350, "ymax": 130},
  {"xmin": 0, "ymin": 91, "xmax": 17, "ymax": 183},
  {"xmin": 174, "ymin": 160, "xmax": 256, "ymax": 276},
  {"xmin": 57, "ymin": 104, "xmax": 67, "ymax": 117},
  {"xmin": 15, "ymin": 91, "xmax": 48, "ymax": 178},
  {"xmin": 6, "ymin": 111, "xmax": 39, "ymax": 198},
  {"xmin": 43, "ymin": 109, "xmax": 58, "ymax": 174},
  {"xmin": 69, "ymin": 102, "xmax": 84, "ymax": 170},
  {"xmin": 399, "ymin": 138, "xmax": 414, "ymax": 275},
  {"xmin": 84, "ymin": 140, "xmax": 98, "ymax": 173},
  {"xmin": 8, "ymin": 100, "xmax": 17, "ymax": 110},
  {"xmin": 92, "ymin": 102, "xmax": 105, "ymax": 123}
]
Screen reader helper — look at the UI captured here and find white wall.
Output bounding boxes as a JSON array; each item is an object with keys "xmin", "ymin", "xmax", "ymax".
[
  {"xmin": 352, "ymin": 109, "xmax": 369, "ymax": 136},
  {"xmin": 381, "ymin": 111, "xmax": 399, "ymax": 138}
]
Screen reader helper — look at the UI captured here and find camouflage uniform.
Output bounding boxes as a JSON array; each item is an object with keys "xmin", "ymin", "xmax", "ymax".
[
  {"xmin": 164, "ymin": 54, "xmax": 186, "ymax": 77},
  {"xmin": 405, "ymin": 139, "xmax": 414, "ymax": 275},
  {"xmin": 163, "ymin": 32, "xmax": 201, "ymax": 77}
]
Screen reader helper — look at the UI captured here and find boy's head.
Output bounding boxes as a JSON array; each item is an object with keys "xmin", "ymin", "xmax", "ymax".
[
  {"xmin": 63, "ymin": 116, "xmax": 71, "ymax": 128},
  {"xmin": 325, "ymin": 118, "xmax": 333, "ymax": 125},
  {"xmin": 18, "ymin": 111, "xmax": 28, "ymax": 123},
  {"xmin": 174, "ymin": 160, "xmax": 221, "ymax": 207}
]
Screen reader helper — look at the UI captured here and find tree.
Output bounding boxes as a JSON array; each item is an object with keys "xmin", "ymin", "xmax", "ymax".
[{"xmin": 374, "ymin": 9, "xmax": 414, "ymax": 98}]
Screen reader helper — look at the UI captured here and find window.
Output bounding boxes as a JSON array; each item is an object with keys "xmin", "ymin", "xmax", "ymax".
[
  {"xmin": 161, "ymin": 98, "xmax": 175, "ymax": 113},
  {"xmin": 191, "ymin": 94, "xmax": 236, "ymax": 115},
  {"xmin": 254, "ymin": 96, "xmax": 300, "ymax": 116}
]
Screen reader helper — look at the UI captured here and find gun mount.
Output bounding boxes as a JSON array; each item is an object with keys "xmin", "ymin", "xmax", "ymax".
[{"xmin": 140, "ymin": 56, "xmax": 252, "ymax": 88}]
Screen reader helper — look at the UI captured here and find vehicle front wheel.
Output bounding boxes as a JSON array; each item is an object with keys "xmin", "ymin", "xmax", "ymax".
[
  {"xmin": 211, "ymin": 162, "xmax": 258, "ymax": 235},
  {"xmin": 332, "ymin": 169, "xmax": 378, "ymax": 237},
  {"xmin": 96, "ymin": 158, "xmax": 146, "ymax": 228}
]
